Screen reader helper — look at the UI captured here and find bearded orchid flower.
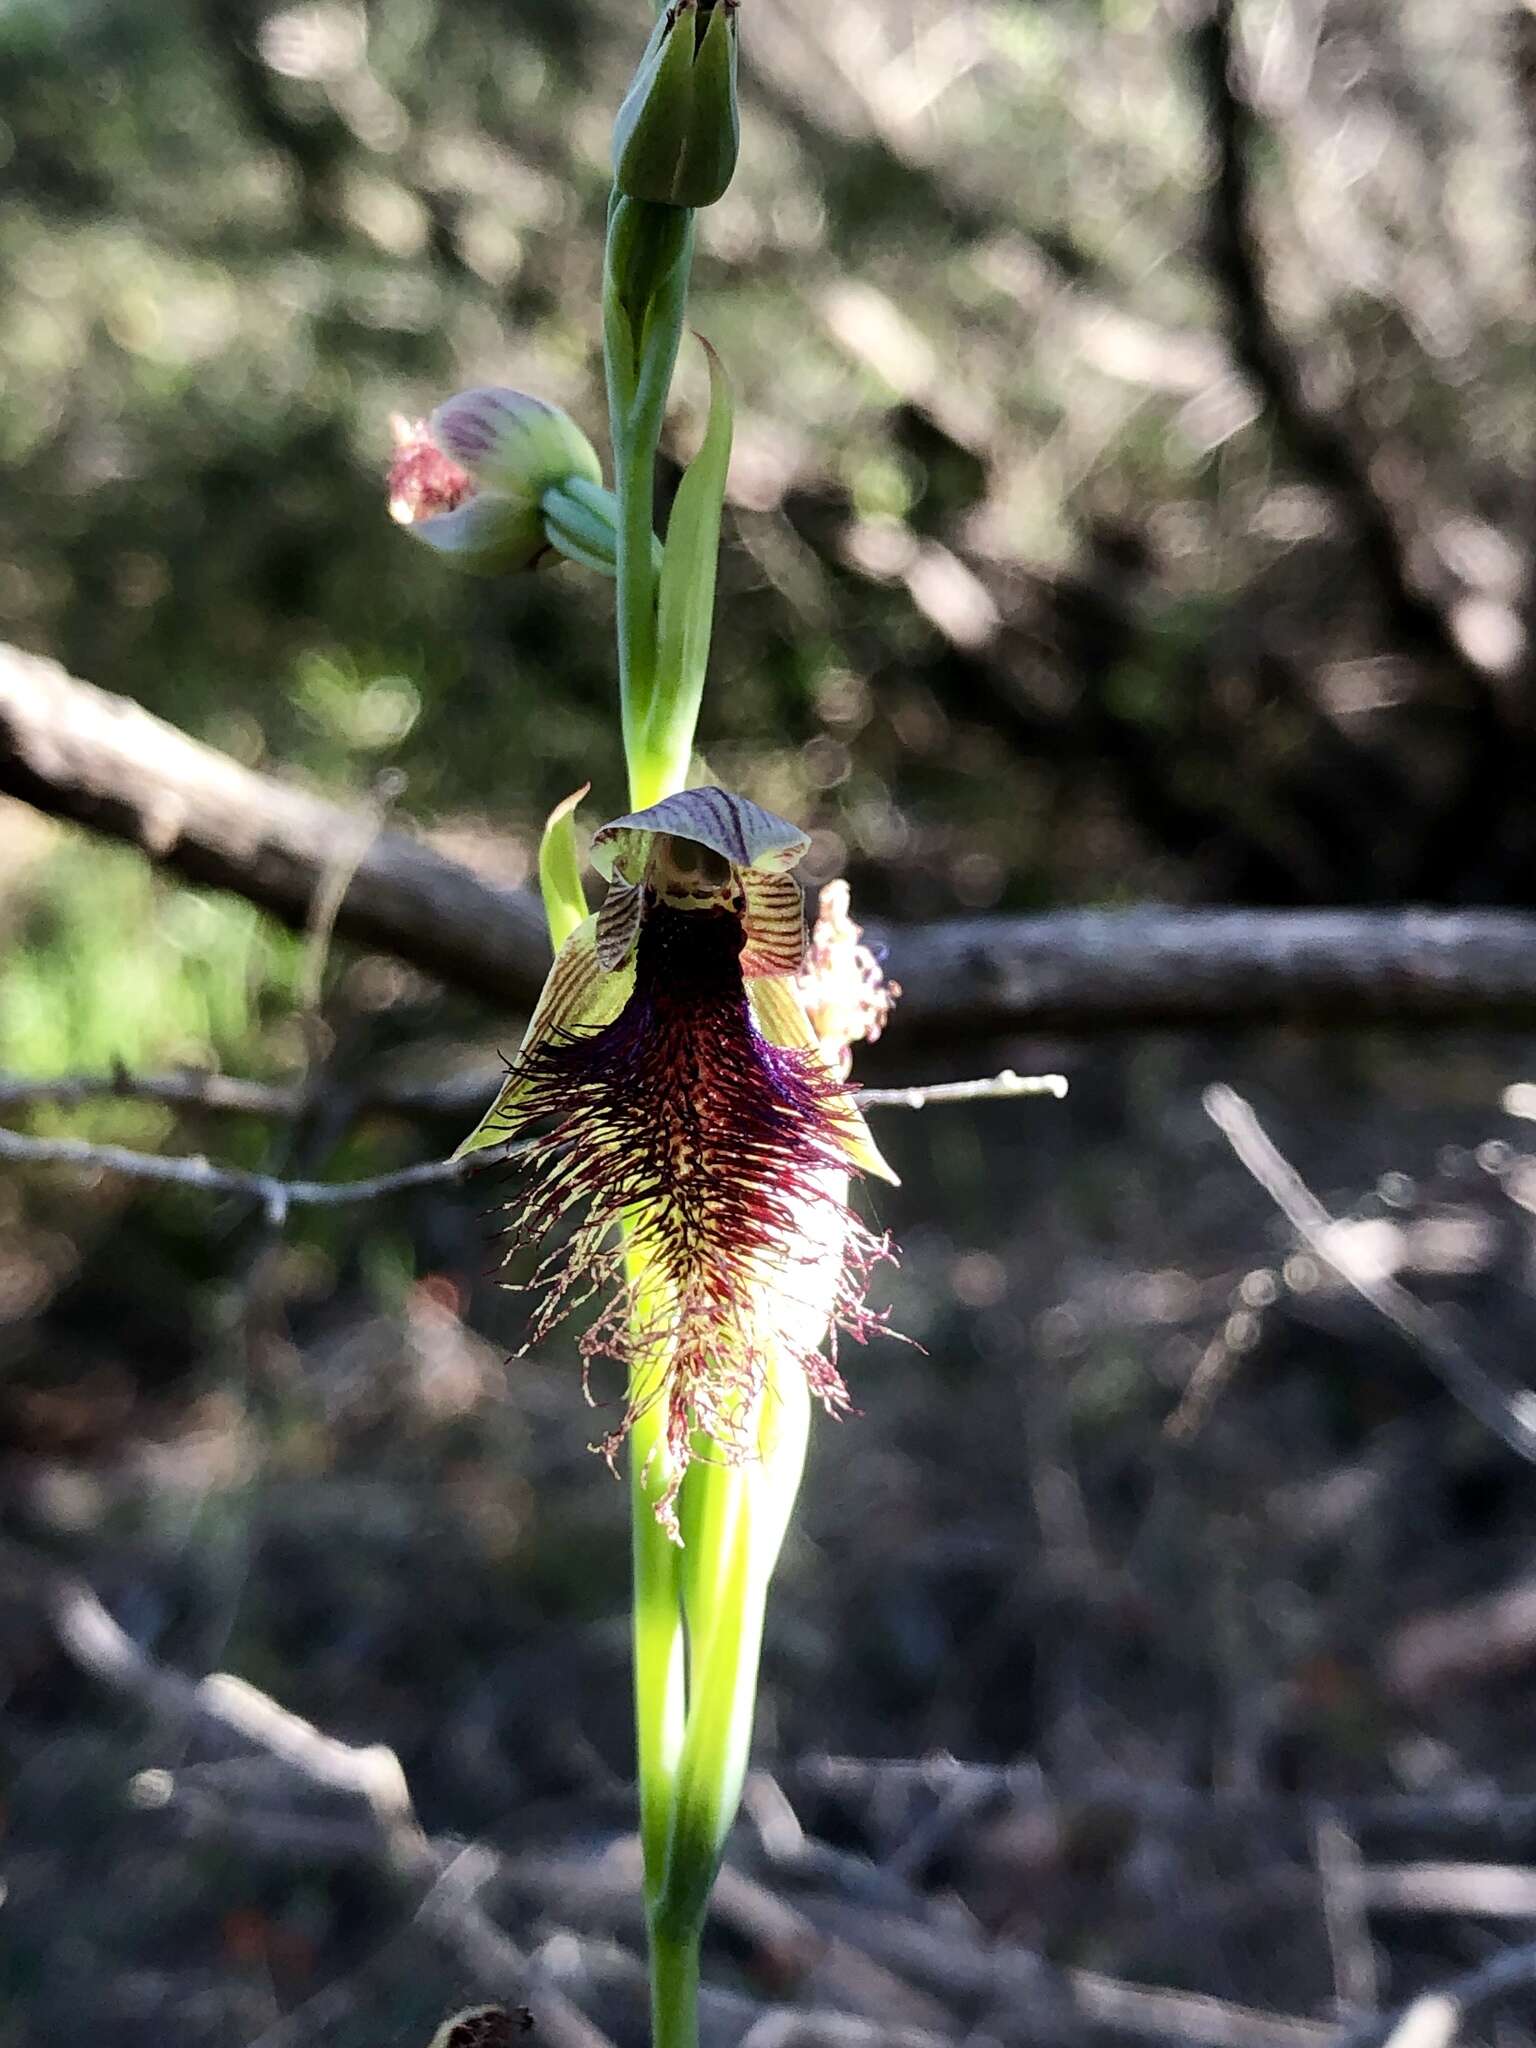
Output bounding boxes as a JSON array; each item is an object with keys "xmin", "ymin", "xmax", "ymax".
[
  {"xmin": 457, "ymin": 786, "xmax": 896, "ymax": 1538},
  {"xmin": 388, "ymin": 388, "xmax": 625, "ymax": 577}
]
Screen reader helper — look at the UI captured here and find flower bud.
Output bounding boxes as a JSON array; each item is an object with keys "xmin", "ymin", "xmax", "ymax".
[
  {"xmin": 613, "ymin": 0, "xmax": 739, "ymax": 210},
  {"xmin": 430, "ymin": 388, "xmax": 602, "ymax": 500},
  {"xmin": 387, "ymin": 391, "xmax": 602, "ymax": 577}
]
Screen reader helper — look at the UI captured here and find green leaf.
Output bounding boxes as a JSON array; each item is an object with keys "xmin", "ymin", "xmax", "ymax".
[
  {"xmin": 538, "ymin": 782, "xmax": 592, "ymax": 950},
  {"xmin": 662, "ymin": 1365, "xmax": 811, "ymax": 1939},
  {"xmin": 644, "ymin": 337, "xmax": 733, "ymax": 794}
]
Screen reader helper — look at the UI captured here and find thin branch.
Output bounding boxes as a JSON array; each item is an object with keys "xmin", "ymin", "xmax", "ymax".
[
  {"xmin": 0, "ymin": 641, "xmax": 550, "ymax": 1013},
  {"xmin": 0, "ymin": 1062, "xmax": 501, "ymax": 1123},
  {"xmin": 1386, "ymin": 1572, "xmax": 1536, "ymax": 1704},
  {"xmin": 0, "ymin": 1124, "xmax": 532, "ymax": 1221},
  {"xmin": 856, "ymin": 1069, "xmax": 1067, "ymax": 1108},
  {"xmin": 1337, "ymin": 1942, "xmax": 1536, "ymax": 2048},
  {"xmin": 15, "ymin": 647, "xmax": 1536, "ymax": 1038},
  {"xmin": 1066, "ymin": 1967, "xmax": 1333, "ymax": 2048},
  {"xmin": 898, "ymin": 905, "xmax": 1536, "ymax": 1037},
  {"xmin": 1315, "ymin": 1813, "xmax": 1378, "ymax": 2017},
  {"xmin": 1355, "ymin": 1864, "xmax": 1536, "ymax": 1919},
  {"xmin": 0, "ymin": 1067, "xmax": 310, "ymax": 1116},
  {"xmin": 0, "ymin": 1064, "xmax": 1068, "ymax": 1122},
  {"xmin": 0, "ymin": 1071, "xmax": 1062, "ymax": 1212},
  {"xmin": 1203, "ymin": 1084, "xmax": 1536, "ymax": 1464}
]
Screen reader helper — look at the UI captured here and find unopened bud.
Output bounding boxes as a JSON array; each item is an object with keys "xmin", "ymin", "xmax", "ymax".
[{"xmin": 613, "ymin": 0, "xmax": 739, "ymax": 210}]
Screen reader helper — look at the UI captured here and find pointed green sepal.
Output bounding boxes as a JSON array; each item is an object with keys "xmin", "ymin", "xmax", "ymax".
[
  {"xmin": 452, "ymin": 915, "xmax": 635, "ymax": 1157},
  {"xmin": 747, "ymin": 975, "xmax": 900, "ymax": 1185},
  {"xmin": 538, "ymin": 783, "xmax": 592, "ymax": 951}
]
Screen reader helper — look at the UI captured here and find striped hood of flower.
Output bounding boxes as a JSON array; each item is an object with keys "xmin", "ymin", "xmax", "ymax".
[{"xmin": 456, "ymin": 787, "xmax": 897, "ymax": 1537}]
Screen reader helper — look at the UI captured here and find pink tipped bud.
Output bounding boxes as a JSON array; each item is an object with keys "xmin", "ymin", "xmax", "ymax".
[
  {"xmin": 386, "ymin": 392, "xmax": 602, "ymax": 576},
  {"xmin": 387, "ymin": 414, "xmax": 473, "ymax": 526}
]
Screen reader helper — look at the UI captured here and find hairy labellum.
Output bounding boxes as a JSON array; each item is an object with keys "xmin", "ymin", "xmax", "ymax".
[{"xmin": 487, "ymin": 901, "xmax": 887, "ymax": 1533}]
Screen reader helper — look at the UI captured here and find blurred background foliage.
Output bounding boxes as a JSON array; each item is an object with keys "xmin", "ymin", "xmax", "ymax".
[
  {"xmin": 8, "ymin": 0, "xmax": 1536, "ymax": 988},
  {"xmin": 10, "ymin": 2, "xmax": 1536, "ymax": 2043}
]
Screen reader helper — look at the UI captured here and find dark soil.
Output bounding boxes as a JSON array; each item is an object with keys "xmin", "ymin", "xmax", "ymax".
[{"xmin": 7, "ymin": 1031, "xmax": 1536, "ymax": 2046}]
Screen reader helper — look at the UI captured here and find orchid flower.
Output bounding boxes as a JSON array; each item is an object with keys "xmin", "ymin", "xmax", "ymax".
[
  {"xmin": 391, "ymin": 18, "xmax": 922, "ymax": 2040},
  {"xmin": 456, "ymin": 785, "xmax": 896, "ymax": 1537}
]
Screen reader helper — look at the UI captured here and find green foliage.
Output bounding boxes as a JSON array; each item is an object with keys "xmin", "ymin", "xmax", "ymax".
[
  {"xmin": 1, "ymin": 838, "xmax": 303, "ymax": 1082},
  {"xmin": 7, "ymin": 0, "xmax": 1530, "ymax": 918}
]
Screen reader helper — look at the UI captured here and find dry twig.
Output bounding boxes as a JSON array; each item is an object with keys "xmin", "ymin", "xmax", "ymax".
[
  {"xmin": 0, "ymin": 1064, "xmax": 1066, "ymax": 1122},
  {"xmin": 13, "ymin": 647, "xmax": 1536, "ymax": 1038},
  {"xmin": 0, "ymin": 1070, "xmax": 1063, "ymax": 1214},
  {"xmin": 0, "ymin": 641, "xmax": 550, "ymax": 1011},
  {"xmin": 1315, "ymin": 1813, "xmax": 1379, "ymax": 2017},
  {"xmin": 2, "ymin": 1538, "xmax": 612, "ymax": 2048},
  {"xmin": 0, "ymin": 1123, "xmax": 533, "ymax": 1222},
  {"xmin": 1203, "ymin": 1084, "xmax": 1536, "ymax": 1463},
  {"xmin": 1337, "ymin": 1942, "xmax": 1536, "ymax": 2048}
]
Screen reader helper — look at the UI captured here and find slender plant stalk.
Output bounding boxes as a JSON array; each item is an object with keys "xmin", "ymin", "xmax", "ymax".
[
  {"xmin": 604, "ymin": 193, "xmax": 712, "ymax": 2041},
  {"xmin": 648, "ymin": 1920, "xmax": 702, "ymax": 2048},
  {"xmin": 627, "ymin": 1268, "xmax": 689, "ymax": 1896},
  {"xmin": 663, "ymin": 1492, "xmax": 764, "ymax": 1932},
  {"xmin": 404, "ymin": 16, "xmax": 875, "ymax": 2044},
  {"xmin": 673, "ymin": 1367, "xmax": 810, "ymax": 1898},
  {"xmin": 603, "ymin": 198, "xmax": 695, "ymax": 802}
]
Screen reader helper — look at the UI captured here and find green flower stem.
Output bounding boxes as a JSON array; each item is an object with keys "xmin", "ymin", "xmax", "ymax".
[
  {"xmin": 604, "ymin": 181, "xmax": 708, "ymax": 2022},
  {"xmin": 676, "ymin": 1452, "xmax": 738, "ymax": 1645},
  {"xmin": 603, "ymin": 195, "xmax": 696, "ymax": 804},
  {"xmin": 540, "ymin": 478, "xmax": 666, "ymax": 582},
  {"xmin": 627, "ymin": 1265, "xmax": 689, "ymax": 1903},
  {"xmin": 616, "ymin": 426, "xmax": 664, "ymax": 793},
  {"xmin": 649, "ymin": 1920, "xmax": 701, "ymax": 2048},
  {"xmin": 659, "ymin": 1485, "xmax": 763, "ymax": 1938},
  {"xmin": 603, "ymin": 162, "xmax": 774, "ymax": 2048},
  {"xmin": 631, "ymin": 1423, "xmax": 687, "ymax": 1895},
  {"xmin": 641, "ymin": 338, "xmax": 733, "ymax": 805},
  {"xmin": 603, "ymin": 192, "xmax": 700, "ymax": 1909},
  {"xmin": 539, "ymin": 481, "xmax": 615, "ymax": 575}
]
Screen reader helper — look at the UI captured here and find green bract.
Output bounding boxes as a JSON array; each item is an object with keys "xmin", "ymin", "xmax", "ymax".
[
  {"xmin": 642, "ymin": 340, "xmax": 733, "ymax": 801},
  {"xmin": 613, "ymin": 0, "xmax": 739, "ymax": 210}
]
